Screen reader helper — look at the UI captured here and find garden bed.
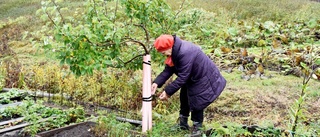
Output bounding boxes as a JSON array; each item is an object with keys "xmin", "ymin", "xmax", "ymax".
[
  {"xmin": 0, "ymin": 102, "xmax": 23, "ymax": 112},
  {"xmin": 0, "ymin": 93, "xmax": 144, "ymax": 137},
  {"xmin": 0, "ymin": 88, "xmax": 292, "ymax": 136},
  {"xmin": 0, "ymin": 89, "xmax": 28, "ymax": 105},
  {"xmin": 206, "ymin": 125, "xmax": 286, "ymax": 136},
  {"xmin": 36, "ymin": 121, "xmax": 96, "ymax": 137}
]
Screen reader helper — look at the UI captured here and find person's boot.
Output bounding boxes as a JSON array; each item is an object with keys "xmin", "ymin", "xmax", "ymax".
[
  {"xmin": 178, "ymin": 115, "xmax": 189, "ymax": 130},
  {"xmin": 190, "ymin": 121, "xmax": 202, "ymax": 137},
  {"xmin": 171, "ymin": 115, "xmax": 189, "ymax": 131}
]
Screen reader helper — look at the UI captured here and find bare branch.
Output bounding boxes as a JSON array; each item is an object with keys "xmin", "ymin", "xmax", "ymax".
[
  {"xmin": 103, "ymin": 0, "xmax": 108, "ymax": 16},
  {"xmin": 124, "ymin": 37, "xmax": 148, "ymax": 54},
  {"xmin": 111, "ymin": 0, "xmax": 119, "ymax": 44},
  {"xmin": 92, "ymin": 0, "xmax": 101, "ymax": 22},
  {"xmin": 44, "ymin": 10, "xmax": 58, "ymax": 27},
  {"xmin": 114, "ymin": 0, "xmax": 119, "ymax": 24},
  {"xmin": 134, "ymin": 24, "xmax": 150, "ymax": 52},
  {"xmin": 305, "ymin": 67, "xmax": 319, "ymax": 84},
  {"xmin": 167, "ymin": 0, "xmax": 186, "ymax": 30},
  {"xmin": 148, "ymin": 44, "xmax": 154, "ymax": 54},
  {"xmin": 52, "ymin": 0, "xmax": 65, "ymax": 24},
  {"xmin": 134, "ymin": 24, "xmax": 150, "ymax": 43},
  {"xmin": 174, "ymin": 0, "xmax": 186, "ymax": 20},
  {"xmin": 303, "ymin": 42, "xmax": 317, "ymax": 84},
  {"xmin": 122, "ymin": 54, "xmax": 145, "ymax": 65}
]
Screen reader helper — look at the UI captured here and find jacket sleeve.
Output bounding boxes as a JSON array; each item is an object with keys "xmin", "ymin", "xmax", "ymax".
[
  {"xmin": 153, "ymin": 65, "xmax": 174, "ymax": 88},
  {"xmin": 164, "ymin": 52, "xmax": 194, "ymax": 96}
]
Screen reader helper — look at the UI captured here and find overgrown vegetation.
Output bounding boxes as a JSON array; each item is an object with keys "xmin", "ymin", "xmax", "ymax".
[
  {"xmin": 0, "ymin": 0, "xmax": 320, "ymax": 136},
  {"xmin": 93, "ymin": 112, "xmax": 135, "ymax": 136},
  {"xmin": 0, "ymin": 98, "xmax": 86, "ymax": 136},
  {"xmin": 288, "ymin": 43, "xmax": 320, "ymax": 136},
  {"xmin": 0, "ymin": 89, "xmax": 28, "ymax": 104}
]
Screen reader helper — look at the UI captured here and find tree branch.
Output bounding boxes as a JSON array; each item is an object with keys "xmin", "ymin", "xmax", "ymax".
[
  {"xmin": 52, "ymin": 0, "xmax": 65, "ymax": 24},
  {"xmin": 133, "ymin": 24, "xmax": 150, "ymax": 54},
  {"xmin": 44, "ymin": 10, "xmax": 58, "ymax": 27},
  {"xmin": 92, "ymin": 0, "xmax": 101, "ymax": 22},
  {"xmin": 303, "ymin": 42, "xmax": 317, "ymax": 84},
  {"xmin": 103, "ymin": 0, "xmax": 108, "ymax": 17},
  {"xmin": 134, "ymin": 24, "xmax": 150, "ymax": 43},
  {"xmin": 114, "ymin": 0, "xmax": 119, "ymax": 25},
  {"xmin": 124, "ymin": 37, "xmax": 148, "ymax": 54},
  {"xmin": 167, "ymin": 0, "xmax": 186, "ymax": 30},
  {"xmin": 122, "ymin": 54, "xmax": 145, "ymax": 65},
  {"xmin": 173, "ymin": 0, "xmax": 186, "ymax": 20}
]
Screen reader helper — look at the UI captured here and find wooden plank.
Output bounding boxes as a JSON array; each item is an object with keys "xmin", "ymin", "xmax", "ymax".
[
  {"xmin": 116, "ymin": 117, "xmax": 142, "ymax": 126},
  {"xmin": 0, "ymin": 117, "xmax": 52, "ymax": 134},
  {"xmin": 0, "ymin": 123, "xmax": 29, "ymax": 134},
  {"xmin": 0, "ymin": 117, "xmax": 24, "ymax": 127},
  {"xmin": 36, "ymin": 121, "xmax": 96, "ymax": 137}
]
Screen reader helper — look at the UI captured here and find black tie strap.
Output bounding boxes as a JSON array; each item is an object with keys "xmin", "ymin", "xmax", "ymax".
[
  {"xmin": 142, "ymin": 95, "xmax": 152, "ymax": 102},
  {"xmin": 143, "ymin": 61, "xmax": 151, "ymax": 65}
]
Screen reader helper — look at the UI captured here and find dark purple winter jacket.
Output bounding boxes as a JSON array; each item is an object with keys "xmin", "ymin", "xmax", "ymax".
[{"xmin": 154, "ymin": 35, "xmax": 226, "ymax": 111}]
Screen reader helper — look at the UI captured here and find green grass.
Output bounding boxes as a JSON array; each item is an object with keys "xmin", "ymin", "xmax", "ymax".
[
  {"xmin": 166, "ymin": 0, "xmax": 320, "ymax": 21},
  {"xmin": 147, "ymin": 69, "xmax": 320, "ymax": 136},
  {"xmin": 0, "ymin": 0, "xmax": 41, "ymax": 20},
  {"xmin": 0, "ymin": 0, "xmax": 85, "ymax": 20},
  {"xmin": 0, "ymin": 0, "xmax": 84, "ymax": 66},
  {"xmin": 201, "ymin": 74, "xmax": 319, "ymax": 136}
]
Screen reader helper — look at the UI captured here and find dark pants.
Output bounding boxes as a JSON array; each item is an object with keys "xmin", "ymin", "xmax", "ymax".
[{"xmin": 179, "ymin": 86, "xmax": 204, "ymax": 123}]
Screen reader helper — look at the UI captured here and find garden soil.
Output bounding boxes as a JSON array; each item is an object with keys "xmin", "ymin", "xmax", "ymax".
[
  {"xmin": 37, "ymin": 122, "xmax": 96, "ymax": 137},
  {"xmin": 0, "ymin": 122, "xmax": 96, "ymax": 137}
]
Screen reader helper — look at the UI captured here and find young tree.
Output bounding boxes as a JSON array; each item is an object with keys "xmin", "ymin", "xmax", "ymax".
[{"xmin": 39, "ymin": 0, "xmax": 185, "ymax": 132}]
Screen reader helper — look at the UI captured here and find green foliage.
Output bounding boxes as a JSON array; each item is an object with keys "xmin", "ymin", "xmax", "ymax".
[
  {"xmin": 0, "ymin": 99, "xmax": 86, "ymax": 136},
  {"xmin": 18, "ymin": 63, "xmax": 146, "ymax": 111},
  {"xmin": 122, "ymin": 0, "xmax": 174, "ymax": 34},
  {"xmin": 0, "ymin": 89, "xmax": 28, "ymax": 104},
  {"xmin": 315, "ymin": 58, "xmax": 320, "ymax": 66},
  {"xmin": 210, "ymin": 123, "xmax": 251, "ymax": 136},
  {"xmin": 208, "ymin": 122, "xmax": 284, "ymax": 136},
  {"xmin": 0, "ymin": 105, "xmax": 24, "ymax": 118},
  {"xmin": 288, "ymin": 42, "xmax": 320, "ymax": 136},
  {"xmin": 1, "ymin": 0, "xmax": 320, "ymax": 136},
  {"xmin": 37, "ymin": 0, "xmax": 320, "ymax": 77},
  {"xmin": 0, "ymin": 0, "xmax": 40, "ymax": 20},
  {"xmin": 167, "ymin": 0, "xmax": 320, "ymax": 22},
  {"xmin": 146, "ymin": 121, "xmax": 188, "ymax": 137},
  {"xmin": 38, "ymin": 0, "xmax": 178, "ymax": 75}
]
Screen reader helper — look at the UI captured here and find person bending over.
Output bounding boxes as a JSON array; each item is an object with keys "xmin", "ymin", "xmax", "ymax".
[{"xmin": 151, "ymin": 34, "xmax": 227, "ymax": 136}]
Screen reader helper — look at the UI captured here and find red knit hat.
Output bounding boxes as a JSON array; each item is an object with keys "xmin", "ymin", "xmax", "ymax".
[{"xmin": 154, "ymin": 35, "xmax": 174, "ymax": 52}]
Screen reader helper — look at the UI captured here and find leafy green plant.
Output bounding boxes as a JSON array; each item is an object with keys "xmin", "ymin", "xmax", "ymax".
[
  {"xmin": 206, "ymin": 122, "xmax": 285, "ymax": 137},
  {"xmin": 0, "ymin": 89, "xmax": 28, "ymax": 104},
  {"xmin": 209, "ymin": 123, "xmax": 250, "ymax": 136},
  {"xmin": 27, "ymin": 0, "xmax": 192, "ymax": 116},
  {"xmin": 0, "ymin": 99, "xmax": 86, "ymax": 136},
  {"xmin": 24, "ymin": 113, "xmax": 42, "ymax": 136},
  {"xmin": 288, "ymin": 40, "xmax": 320, "ymax": 136},
  {"xmin": 65, "ymin": 106, "xmax": 86, "ymax": 123},
  {"xmin": 0, "ymin": 106, "xmax": 23, "ymax": 119},
  {"xmin": 252, "ymin": 126, "xmax": 283, "ymax": 136}
]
